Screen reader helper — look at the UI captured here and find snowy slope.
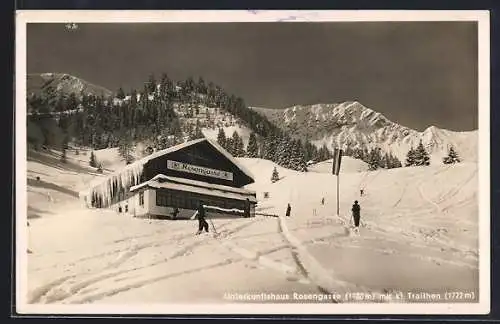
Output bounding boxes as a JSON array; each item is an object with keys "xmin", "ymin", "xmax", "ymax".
[
  {"xmin": 22, "ymin": 150, "xmax": 479, "ymax": 309},
  {"xmin": 251, "ymin": 102, "xmax": 477, "ymax": 165},
  {"xmin": 202, "ymin": 125, "xmax": 252, "ymax": 147},
  {"xmin": 308, "ymin": 157, "xmax": 369, "ymax": 174}
]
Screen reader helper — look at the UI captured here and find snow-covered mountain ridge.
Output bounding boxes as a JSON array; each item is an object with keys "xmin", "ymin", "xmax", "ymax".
[
  {"xmin": 251, "ymin": 101, "xmax": 477, "ymax": 164},
  {"xmin": 27, "ymin": 73, "xmax": 113, "ymax": 98}
]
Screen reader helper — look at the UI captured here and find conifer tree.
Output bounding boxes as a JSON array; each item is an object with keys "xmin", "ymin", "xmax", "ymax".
[
  {"xmin": 235, "ymin": 135, "xmax": 245, "ymax": 157},
  {"xmin": 318, "ymin": 144, "xmax": 331, "ymax": 162},
  {"xmin": 117, "ymin": 87, "xmax": 126, "ymax": 99},
  {"xmin": 225, "ymin": 135, "xmax": 235, "ymax": 156},
  {"xmin": 303, "ymin": 141, "xmax": 315, "ymax": 162},
  {"xmin": 197, "ymin": 77, "xmax": 207, "ymax": 95},
  {"xmin": 194, "ymin": 120, "xmax": 204, "ymax": 139},
  {"xmin": 393, "ymin": 156, "xmax": 403, "ymax": 168},
  {"xmin": 231, "ymin": 131, "xmax": 244, "ymax": 157},
  {"xmin": 158, "ymin": 73, "xmax": 169, "ymax": 99},
  {"xmin": 413, "ymin": 141, "xmax": 431, "ymax": 166},
  {"xmin": 187, "ymin": 123, "xmax": 196, "ymax": 141},
  {"xmin": 217, "ymin": 128, "xmax": 227, "ymax": 149},
  {"xmin": 146, "ymin": 74, "xmax": 157, "ymax": 95},
  {"xmin": 246, "ymin": 132, "xmax": 259, "ymax": 158},
  {"xmin": 405, "ymin": 147, "xmax": 416, "ymax": 167},
  {"xmin": 367, "ymin": 148, "xmax": 380, "ymax": 170},
  {"xmin": 271, "ymin": 166, "xmax": 280, "ymax": 183},
  {"xmin": 118, "ymin": 131, "xmax": 134, "ymax": 164},
  {"xmin": 352, "ymin": 147, "xmax": 363, "ymax": 160},
  {"xmin": 290, "ymin": 140, "xmax": 307, "ymax": 172},
  {"xmin": 184, "ymin": 76, "xmax": 195, "ymax": 93},
  {"xmin": 381, "ymin": 152, "xmax": 391, "ymax": 168},
  {"xmin": 276, "ymin": 136, "xmax": 292, "ymax": 167},
  {"xmin": 443, "ymin": 145, "xmax": 461, "ymax": 164},
  {"xmin": 263, "ymin": 134, "xmax": 277, "ymax": 161}
]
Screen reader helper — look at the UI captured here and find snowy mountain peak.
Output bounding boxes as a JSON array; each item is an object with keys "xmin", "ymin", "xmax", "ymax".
[
  {"xmin": 280, "ymin": 101, "xmax": 410, "ymax": 140},
  {"xmin": 252, "ymin": 102, "xmax": 477, "ymax": 165},
  {"xmin": 27, "ymin": 73, "xmax": 113, "ymax": 98}
]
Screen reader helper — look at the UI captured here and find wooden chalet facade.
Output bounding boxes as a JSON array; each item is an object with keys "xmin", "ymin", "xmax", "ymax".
[{"xmin": 80, "ymin": 138, "xmax": 257, "ymax": 219}]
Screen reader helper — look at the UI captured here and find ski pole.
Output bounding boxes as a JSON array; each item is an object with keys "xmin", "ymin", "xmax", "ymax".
[{"xmin": 208, "ymin": 216, "xmax": 219, "ymax": 235}]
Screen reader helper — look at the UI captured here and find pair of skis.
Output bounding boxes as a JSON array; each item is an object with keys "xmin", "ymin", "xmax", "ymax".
[
  {"xmin": 194, "ymin": 214, "xmax": 221, "ymax": 238},
  {"xmin": 337, "ymin": 214, "xmax": 361, "ymax": 235}
]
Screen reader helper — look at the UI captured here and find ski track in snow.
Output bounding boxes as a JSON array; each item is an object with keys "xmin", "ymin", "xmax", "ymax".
[
  {"xmin": 278, "ymin": 163, "xmax": 477, "ymax": 299},
  {"xmin": 70, "ymin": 258, "xmax": 240, "ymax": 304},
  {"xmin": 30, "ymin": 217, "xmax": 315, "ymax": 304},
  {"xmin": 27, "ymin": 154, "xmax": 479, "ymax": 305},
  {"xmin": 277, "ymin": 213, "xmax": 393, "ymax": 302},
  {"xmin": 30, "ymin": 220, "xmax": 243, "ymax": 303},
  {"xmin": 358, "ymin": 165, "xmax": 478, "ymax": 266},
  {"xmin": 213, "ymin": 217, "xmax": 316, "ymax": 287}
]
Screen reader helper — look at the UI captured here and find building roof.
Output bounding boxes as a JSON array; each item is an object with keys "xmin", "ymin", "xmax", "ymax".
[
  {"xmin": 131, "ymin": 174, "xmax": 257, "ymax": 203},
  {"xmin": 82, "ymin": 137, "xmax": 255, "ymax": 198},
  {"xmin": 130, "ymin": 174, "xmax": 256, "ymax": 196}
]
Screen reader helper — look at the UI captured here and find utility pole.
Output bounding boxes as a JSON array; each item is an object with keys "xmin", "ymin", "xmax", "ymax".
[{"xmin": 337, "ymin": 171, "xmax": 340, "ymax": 216}]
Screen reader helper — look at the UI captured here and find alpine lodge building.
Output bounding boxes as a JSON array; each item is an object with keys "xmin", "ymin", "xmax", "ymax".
[{"xmin": 79, "ymin": 138, "xmax": 257, "ymax": 219}]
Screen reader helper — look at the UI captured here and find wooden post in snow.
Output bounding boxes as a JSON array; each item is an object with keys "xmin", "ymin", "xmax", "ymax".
[{"xmin": 332, "ymin": 148, "xmax": 343, "ymax": 216}]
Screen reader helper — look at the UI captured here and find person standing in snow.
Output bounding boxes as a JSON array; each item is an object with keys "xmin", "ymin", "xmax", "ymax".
[
  {"xmin": 244, "ymin": 198, "xmax": 250, "ymax": 218},
  {"xmin": 195, "ymin": 202, "xmax": 209, "ymax": 234},
  {"xmin": 360, "ymin": 189, "xmax": 364, "ymax": 197},
  {"xmin": 351, "ymin": 200, "xmax": 361, "ymax": 229},
  {"xmin": 286, "ymin": 203, "xmax": 291, "ymax": 217},
  {"xmin": 172, "ymin": 207, "xmax": 179, "ymax": 220},
  {"xmin": 321, "ymin": 197, "xmax": 325, "ymax": 205}
]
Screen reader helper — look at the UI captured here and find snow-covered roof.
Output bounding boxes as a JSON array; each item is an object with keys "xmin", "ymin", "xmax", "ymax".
[
  {"xmin": 130, "ymin": 174, "xmax": 256, "ymax": 196},
  {"xmin": 85, "ymin": 138, "xmax": 205, "ymax": 189},
  {"xmin": 81, "ymin": 137, "xmax": 255, "ymax": 202},
  {"xmin": 130, "ymin": 175, "xmax": 257, "ymax": 203},
  {"xmin": 204, "ymin": 138, "xmax": 255, "ymax": 180}
]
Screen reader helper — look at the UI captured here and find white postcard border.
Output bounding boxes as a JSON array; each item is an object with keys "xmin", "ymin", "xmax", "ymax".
[{"xmin": 15, "ymin": 9, "xmax": 491, "ymax": 315}]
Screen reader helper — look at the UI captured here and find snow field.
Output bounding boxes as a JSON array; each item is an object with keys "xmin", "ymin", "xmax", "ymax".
[
  {"xmin": 25, "ymin": 151, "xmax": 479, "ymax": 305},
  {"xmin": 237, "ymin": 157, "xmax": 479, "ymax": 302}
]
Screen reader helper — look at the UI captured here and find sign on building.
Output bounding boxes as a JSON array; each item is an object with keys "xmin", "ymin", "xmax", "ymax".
[{"xmin": 167, "ymin": 160, "xmax": 234, "ymax": 181}]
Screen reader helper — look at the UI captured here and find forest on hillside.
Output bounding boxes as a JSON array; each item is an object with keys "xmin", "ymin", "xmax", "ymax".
[
  {"xmin": 27, "ymin": 74, "xmax": 327, "ymax": 171},
  {"xmin": 27, "ymin": 73, "xmax": 423, "ymax": 172}
]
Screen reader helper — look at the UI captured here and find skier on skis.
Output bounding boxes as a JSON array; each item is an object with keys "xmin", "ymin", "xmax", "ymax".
[
  {"xmin": 351, "ymin": 200, "xmax": 361, "ymax": 229},
  {"xmin": 286, "ymin": 203, "xmax": 292, "ymax": 217},
  {"xmin": 195, "ymin": 202, "xmax": 209, "ymax": 235}
]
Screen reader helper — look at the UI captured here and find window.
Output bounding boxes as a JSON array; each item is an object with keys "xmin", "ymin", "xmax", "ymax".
[
  {"xmin": 154, "ymin": 189, "xmax": 245, "ymax": 211},
  {"xmin": 139, "ymin": 192, "xmax": 144, "ymax": 206},
  {"xmin": 156, "ymin": 191, "xmax": 169, "ymax": 207}
]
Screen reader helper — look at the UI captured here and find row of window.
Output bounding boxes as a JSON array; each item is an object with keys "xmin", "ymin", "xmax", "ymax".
[{"xmin": 155, "ymin": 189, "xmax": 246, "ymax": 210}]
